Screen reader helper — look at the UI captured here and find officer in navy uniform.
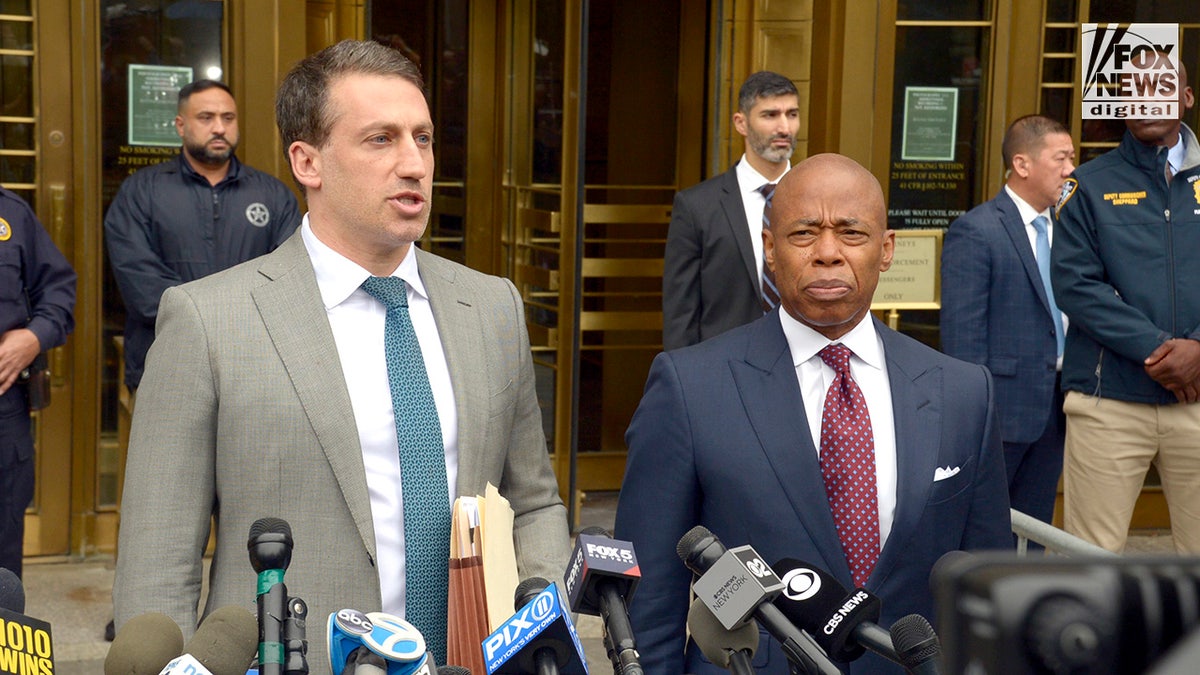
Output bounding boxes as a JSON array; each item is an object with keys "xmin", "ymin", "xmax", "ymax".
[
  {"xmin": 0, "ymin": 186, "xmax": 76, "ymax": 577},
  {"xmin": 104, "ymin": 79, "xmax": 299, "ymax": 391}
]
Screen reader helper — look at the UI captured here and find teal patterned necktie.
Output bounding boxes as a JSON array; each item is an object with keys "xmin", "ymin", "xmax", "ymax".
[{"xmin": 361, "ymin": 276, "xmax": 450, "ymax": 664}]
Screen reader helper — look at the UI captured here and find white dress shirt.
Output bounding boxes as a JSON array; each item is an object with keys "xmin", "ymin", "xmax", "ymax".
[
  {"xmin": 301, "ymin": 217, "xmax": 459, "ymax": 618},
  {"xmin": 779, "ymin": 311, "xmax": 897, "ymax": 548},
  {"xmin": 735, "ymin": 156, "xmax": 789, "ymax": 292},
  {"xmin": 1005, "ymin": 185, "xmax": 1069, "ymax": 367}
]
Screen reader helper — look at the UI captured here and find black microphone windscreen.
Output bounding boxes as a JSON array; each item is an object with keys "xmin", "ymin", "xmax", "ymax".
[
  {"xmin": 247, "ymin": 517, "xmax": 294, "ymax": 573},
  {"xmin": 687, "ymin": 599, "xmax": 758, "ymax": 668},
  {"xmin": 185, "ymin": 605, "xmax": 259, "ymax": 675},
  {"xmin": 0, "ymin": 567, "xmax": 24, "ymax": 614},
  {"xmin": 890, "ymin": 614, "xmax": 941, "ymax": 667},
  {"xmin": 248, "ymin": 516, "xmax": 293, "ymax": 542},
  {"xmin": 514, "ymin": 577, "xmax": 551, "ymax": 610},
  {"xmin": 579, "ymin": 525, "xmax": 610, "ymax": 537},
  {"xmin": 439, "ymin": 667, "xmax": 473, "ymax": 675},
  {"xmin": 675, "ymin": 525, "xmax": 726, "ymax": 574},
  {"xmin": 104, "ymin": 612, "xmax": 185, "ymax": 675}
]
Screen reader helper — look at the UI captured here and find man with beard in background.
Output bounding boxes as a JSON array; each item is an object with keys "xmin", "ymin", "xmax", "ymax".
[
  {"xmin": 662, "ymin": 71, "xmax": 801, "ymax": 350},
  {"xmin": 105, "ymin": 78, "xmax": 300, "ymax": 395}
]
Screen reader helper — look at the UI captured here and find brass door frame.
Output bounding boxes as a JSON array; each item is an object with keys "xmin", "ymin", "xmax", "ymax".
[
  {"xmin": 13, "ymin": 0, "xmax": 82, "ymax": 558},
  {"xmin": 499, "ymin": 1, "xmax": 708, "ymax": 512}
]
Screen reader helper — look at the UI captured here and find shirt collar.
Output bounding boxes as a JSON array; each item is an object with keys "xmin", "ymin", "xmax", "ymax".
[
  {"xmin": 736, "ymin": 154, "xmax": 790, "ymax": 194},
  {"xmin": 778, "ymin": 309, "xmax": 885, "ymax": 372},
  {"xmin": 1003, "ymin": 185, "xmax": 1050, "ymax": 227},
  {"xmin": 300, "ymin": 214, "xmax": 429, "ymax": 310},
  {"xmin": 1167, "ymin": 132, "xmax": 1186, "ymax": 175}
]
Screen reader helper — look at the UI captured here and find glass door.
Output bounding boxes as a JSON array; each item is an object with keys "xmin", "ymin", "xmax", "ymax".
[{"xmin": 500, "ymin": 0, "xmax": 706, "ymax": 514}]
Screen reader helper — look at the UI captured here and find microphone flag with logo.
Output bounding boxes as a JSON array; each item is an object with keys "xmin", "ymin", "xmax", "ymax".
[{"xmin": 481, "ymin": 580, "xmax": 587, "ymax": 674}]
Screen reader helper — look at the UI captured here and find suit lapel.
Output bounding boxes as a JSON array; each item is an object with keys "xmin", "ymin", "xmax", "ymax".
[
  {"xmin": 415, "ymin": 249, "xmax": 484, "ymax": 498},
  {"xmin": 717, "ymin": 168, "xmax": 759, "ymax": 291},
  {"xmin": 996, "ymin": 190, "xmax": 1054, "ymax": 315},
  {"xmin": 872, "ymin": 321, "xmax": 939, "ymax": 586},
  {"xmin": 730, "ymin": 314, "xmax": 850, "ymax": 580},
  {"xmin": 251, "ymin": 234, "xmax": 378, "ymax": 558}
]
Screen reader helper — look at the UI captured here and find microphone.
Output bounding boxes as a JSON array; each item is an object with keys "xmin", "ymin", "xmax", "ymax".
[
  {"xmin": 676, "ymin": 526, "xmax": 840, "ymax": 675},
  {"xmin": 0, "ymin": 568, "xmax": 24, "ymax": 613},
  {"xmin": 481, "ymin": 579, "xmax": 587, "ymax": 674},
  {"xmin": 326, "ymin": 608, "xmax": 433, "ymax": 675},
  {"xmin": 438, "ymin": 668, "xmax": 472, "ymax": 675},
  {"xmin": 564, "ymin": 526, "xmax": 642, "ymax": 674},
  {"xmin": 889, "ymin": 614, "xmax": 941, "ymax": 675},
  {"xmin": 104, "ymin": 612, "xmax": 184, "ymax": 674},
  {"xmin": 248, "ymin": 517, "xmax": 294, "ymax": 675},
  {"xmin": 0, "ymin": 570, "xmax": 55, "ymax": 675},
  {"xmin": 158, "ymin": 606, "xmax": 259, "ymax": 675},
  {"xmin": 770, "ymin": 557, "xmax": 900, "ymax": 665},
  {"xmin": 686, "ymin": 598, "xmax": 758, "ymax": 675}
]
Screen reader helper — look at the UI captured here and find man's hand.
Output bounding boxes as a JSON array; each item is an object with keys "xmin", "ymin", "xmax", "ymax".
[
  {"xmin": 1145, "ymin": 339, "xmax": 1200, "ymax": 403},
  {"xmin": 0, "ymin": 328, "xmax": 40, "ymax": 396}
]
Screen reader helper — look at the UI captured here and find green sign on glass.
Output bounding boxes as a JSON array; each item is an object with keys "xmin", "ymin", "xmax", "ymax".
[
  {"xmin": 128, "ymin": 64, "xmax": 193, "ymax": 147},
  {"xmin": 901, "ymin": 87, "xmax": 958, "ymax": 162}
]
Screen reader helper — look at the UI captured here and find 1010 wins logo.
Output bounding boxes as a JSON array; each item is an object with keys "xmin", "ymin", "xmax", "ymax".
[{"xmin": 1081, "ymin": 23, "xmax": 1180, "ymax": 120}]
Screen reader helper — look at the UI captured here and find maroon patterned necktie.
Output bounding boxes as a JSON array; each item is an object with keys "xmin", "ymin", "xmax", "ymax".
[
  {"xmin": 758, "ymin": 183, "xmax": 780, "ymax": 312},
  {"xmin": 818, "ymin": 343, "xmax": 880, "ymax": 588}
]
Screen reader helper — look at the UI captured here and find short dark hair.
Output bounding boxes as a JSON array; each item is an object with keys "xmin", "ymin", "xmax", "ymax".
[
  {"xmin": 178, "ymin": 79, "xmax": 233, "ymax": 111},
  {"xmin": 738, "ymin": 71, "xmax": 799, "ymax": 113},
  {"xmin": 1002, "ymin": 115, "xmax": 1069, "ymax": 169},
  {"xmin": 276, "ymin": 39, "xmax": 425, "ymax": 153}
]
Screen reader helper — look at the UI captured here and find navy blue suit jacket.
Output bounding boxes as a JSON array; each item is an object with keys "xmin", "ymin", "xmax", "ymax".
[
  {"xmin": 940, "ymin": 189, "xmax": 1060, "ymax": 445},
  {"xmin": 662, "ymin": 166, "xmax": 764, "ymax": 350},
  {"xmin": 614, "ymin": 313, "xmax": 1011, "ymax": 674}
]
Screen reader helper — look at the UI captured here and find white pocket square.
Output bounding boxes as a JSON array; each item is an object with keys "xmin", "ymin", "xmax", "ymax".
[{"xmin": 933, "ymin": 466, "xmax": 961, "ymax": 482}]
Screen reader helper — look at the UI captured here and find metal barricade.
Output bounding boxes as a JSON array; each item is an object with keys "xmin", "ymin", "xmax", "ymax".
[{"xmin": 1010, "ymin": 508, "xmax": 1118, "ymax": 557}]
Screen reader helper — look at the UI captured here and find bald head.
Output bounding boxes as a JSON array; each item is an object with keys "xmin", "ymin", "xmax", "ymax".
[
  {"xmin": 763, "ymin": 153, "xmax": 894, "ymax": 339},
  {"xmin": 767, "ymin": 153, "xmax": 887, "ymax": 232}
]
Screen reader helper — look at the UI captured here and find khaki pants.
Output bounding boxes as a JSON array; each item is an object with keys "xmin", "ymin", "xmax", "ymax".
[{"xmin": 1062, "ymin": 391, "xmax": 1200, "ymax": 553}]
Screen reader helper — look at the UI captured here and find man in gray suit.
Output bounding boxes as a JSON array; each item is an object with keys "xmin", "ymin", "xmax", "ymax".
[
  {"xmin": 113, "ymin": 40, "xmax": 570, "ymax": 669},
  {"xmin": 662, "ymin": 71, "xmax": 800, "ymax": 350}
]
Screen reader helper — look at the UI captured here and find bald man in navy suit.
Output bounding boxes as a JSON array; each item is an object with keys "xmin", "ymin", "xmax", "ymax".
[{"xmin": 617, "ymin": 154, "xmax": 1011, "ymax": 674}]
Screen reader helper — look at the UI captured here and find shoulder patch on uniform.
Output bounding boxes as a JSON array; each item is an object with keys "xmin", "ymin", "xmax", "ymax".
[
  {"xmin": 1193, "ymin": 179, "xmax": 1200, "ymax": 206},
  {"xmin": 1055, "ymin": 178, "xmax": 1078, "ymax": 217},
  {"xmin": 0, "ymin": 217, "xmax": 10, "ymax": 241}
]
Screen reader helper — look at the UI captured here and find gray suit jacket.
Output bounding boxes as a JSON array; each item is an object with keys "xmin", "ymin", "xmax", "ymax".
[{"xmin": 113, "ymin": 232, "xmax": 570, "ymax": 667}]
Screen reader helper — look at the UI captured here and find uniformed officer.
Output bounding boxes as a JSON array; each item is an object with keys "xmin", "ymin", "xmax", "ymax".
[
  {"xmin": 1053, "ymin": 59, "xmax": 1200, "ymax": 553},
  {"xmin": 0, "ymin": 186, "xmax": 76, "ymax": 577},
  {"xmin": 104, "ymin": 78, "xmax": 300, "ymax": 392}
]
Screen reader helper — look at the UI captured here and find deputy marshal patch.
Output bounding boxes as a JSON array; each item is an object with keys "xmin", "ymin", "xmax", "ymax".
[
  {"xmin": 245, "ymin": 202, "xmax": 270, "ymax": 227},
  {"xmin": 0, "ymin": 217, "xmax": 10, "ymax": 241},
  {"xmin": 1055, "ymin": 178, "xmax": 1078, "ymax": 217}
]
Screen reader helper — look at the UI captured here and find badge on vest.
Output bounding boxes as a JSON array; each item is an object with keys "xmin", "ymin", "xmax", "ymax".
[
  {"xmin": 1055, "ymin": 178, "xmax": 1078, "ymax": 217},
  {"xmin": 246, "ymin": 202, "xmax": 270, "ymax": 227}
]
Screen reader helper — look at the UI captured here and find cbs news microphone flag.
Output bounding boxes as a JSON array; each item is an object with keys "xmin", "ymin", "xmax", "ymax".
[{"xmin": 446, "ymin": 483, "xmax": 519, "ymax": 674}]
